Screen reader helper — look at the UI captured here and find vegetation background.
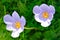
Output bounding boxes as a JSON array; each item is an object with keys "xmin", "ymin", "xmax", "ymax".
[{"xmin": 0, "ymin": 0, "xmax": 60, "ymax": 40}]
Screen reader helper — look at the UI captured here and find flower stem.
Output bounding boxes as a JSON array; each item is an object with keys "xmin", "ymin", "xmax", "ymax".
[{"xmin": 24, "ymin": 27, "xmax": 38, "ymax": 30}]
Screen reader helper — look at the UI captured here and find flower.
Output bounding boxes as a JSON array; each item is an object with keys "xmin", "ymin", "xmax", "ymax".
[
  {"xmin": 33, "ymin": 4, "xmax": 55, "ymax": 27},
  {"xmin": 4, "ymin": 11, "xmax": 26, "ymax": 38}
]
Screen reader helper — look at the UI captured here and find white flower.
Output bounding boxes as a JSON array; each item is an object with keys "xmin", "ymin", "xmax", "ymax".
[
  {"xmin": 33, "ymin": 4, "xmax": 55, "ymax": 27},
  {"xmin": 4, "ymin": 11, "xmax": 26, "ymax": 38}
]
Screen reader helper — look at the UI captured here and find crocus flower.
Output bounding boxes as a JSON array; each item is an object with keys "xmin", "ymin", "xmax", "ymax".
[
  {"xmin": 33, "ymin": 4, "xmax": 55, "ymax": 27},
  {"xmin": 4, "ymin": 11, "xmax": 26, "ymax": 38}
]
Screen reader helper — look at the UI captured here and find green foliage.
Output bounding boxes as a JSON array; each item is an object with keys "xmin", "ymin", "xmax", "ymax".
[{"xmin": 0, "ymin": 0, "xmax": 60, "ymax": 40}]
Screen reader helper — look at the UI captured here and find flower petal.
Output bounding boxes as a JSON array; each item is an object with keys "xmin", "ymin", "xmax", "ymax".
[
  {"xmin": 39, "ymin": 4, "xmax": 49, "ymax": 12},
  {"xmin": 33, "ymin": 5, "xmax": 41, "ymax": 14},
  {"xmin": 49, "ymin": 5, "xmax": 55, "ymax": 14},
  {"xmin": 6, "ymin": 25, "xmax": 16, "ymax": 31},
  {"xmin": 34, "ymin": 14, "xmax": 43, "ymax": 23},
  {"xmin": 20, "ymin": 16, "xmax": 26, "ymax": 26},
  {"xmin": 12, "ymin": 11, "xmax": 20, "ymax": 21},
  {"xmin": 17, "ymin": 27, "xmax": 24, "ymax": 34},
  {"xmin": 48, "ymin": 14, "xmax": 53, "ymax": 21},
  {"xmin": 11, "ymin": 31, "xmax": 20, "ymax": 38},
  {"xmin": 4, "ymin": 14, "xmax": 15, "ymax": 24},
  {"xmin": 41, "ymin": 20, "xmax": 51, "ymax": 27},
  {"xmin": 12, "ymin": 23, "xmax": 24, "ymax": 33}
]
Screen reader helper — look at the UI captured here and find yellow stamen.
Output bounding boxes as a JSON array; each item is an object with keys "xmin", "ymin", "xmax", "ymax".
[
  {"xmin": 15, "ymin": 22, "xmax": 21, "ymax": 29},
  {"xmin": 42, "ymin": 12, "xmax": 49, "ymax": 18}
]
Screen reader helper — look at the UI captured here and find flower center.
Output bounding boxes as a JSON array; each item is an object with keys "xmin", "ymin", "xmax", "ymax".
[
  {"xmin": 42, "ymin": 12, "xmax": 49, "ymax": 18},
  {"xmin": 15, "ymin": 22, "xmax": 21, "ymax": 29}
]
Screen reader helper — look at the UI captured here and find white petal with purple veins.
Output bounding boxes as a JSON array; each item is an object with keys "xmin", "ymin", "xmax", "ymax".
[
  {"xmin": 49, "ymin": 5, "xmax": 55, "ymax": 14},
  {"xmin": 4, "ymin": 15, "xmax": 15, "ymax": 24},
  {"xmin": 20, "ymin": 16, "xmax": 26, "ymax": 26},
  {"xmin": 34, "ymin": 14, "xmax": 43, "ymax": 23},
  {"xmin": 6, "ymin": 25, "xmax": 16, "ymax": 31},
  {"xmin": 41, "ymin": 20, "xmax": 51, "ymax": 27},
  {"xmin": 18, "ymin": 26, "xmax": 24, "ymax": 33},
  {"xmin": 48, "ymin": 14, "xmax": 53, "ymax": 21},
  {"xmin": 11, "ymin": 31, "xmax": 20, "ymax": 38},
  {"xmin": 39, "ymin": 4, "xmax": 49, "ymax": 12},
  {"xmin": 33, "ymin": 6, "xmax": 41, "ymax": 14},
  {"xmin": 12, "ymin": 11, "xmax": 20, "ymax": 21}
]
